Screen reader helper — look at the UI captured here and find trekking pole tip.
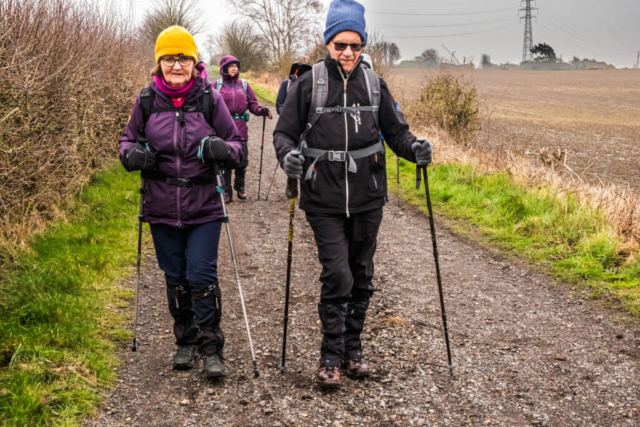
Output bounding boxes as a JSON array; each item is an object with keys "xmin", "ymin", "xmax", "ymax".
[
  {"xmin": 253, "ymin": 361, "xmax": 260, "ymax": 378},
  {"xmin": 131, "ymin": 339, "xmax": 137, "ymax": 352},
  {"xmin": 278, "ymin": 364, "xmax": 286, "ymax": 374}
]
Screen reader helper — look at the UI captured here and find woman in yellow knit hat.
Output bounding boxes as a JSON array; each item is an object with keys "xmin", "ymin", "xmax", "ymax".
[{"xmin": 119, "ymin": 25, "xmax": 246, "ymax": 378}]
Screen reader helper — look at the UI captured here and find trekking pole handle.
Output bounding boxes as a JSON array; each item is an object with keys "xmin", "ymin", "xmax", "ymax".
[
  {"xmin": 416, "ymin": 164, "xmax": 423, "ymax": 189},
  {"xmin": 264, "ymin": 104, "xmax": 272, "ymax": 120},
  {"xmin": 286, "ymin": 178, "xmax": 298, "ymax": 200},
  {"xmin": 212, "ymin": 162, "xmax": 221, "ymax": 177}
]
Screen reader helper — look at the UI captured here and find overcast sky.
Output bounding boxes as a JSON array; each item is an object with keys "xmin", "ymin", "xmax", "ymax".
[{"xmin": 123, "ymin": 0, "xmax": 639, "ymax": 68}]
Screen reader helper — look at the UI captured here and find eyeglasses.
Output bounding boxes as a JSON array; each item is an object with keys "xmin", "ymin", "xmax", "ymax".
[
  {"xmin": 333, "ymin": 42, "xmax": 363, "ymax": 52},
  {"xmin": 161, "ymin": 56, "xmax": 194, "ymax": 67}
]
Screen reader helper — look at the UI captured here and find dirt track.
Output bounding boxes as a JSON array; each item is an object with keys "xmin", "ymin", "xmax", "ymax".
[{"xmin": 87, "ymin": 104, "xmax": 640, "ymax": 426}]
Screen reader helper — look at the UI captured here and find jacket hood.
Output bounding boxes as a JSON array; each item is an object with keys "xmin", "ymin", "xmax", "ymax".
[
  {"xmin": 288, "ymin": 62, "xmax": 313, "ymax": 76},
  {"xmin": 220, "ymin": 55, "xmax": 240, "ymax": 79}
]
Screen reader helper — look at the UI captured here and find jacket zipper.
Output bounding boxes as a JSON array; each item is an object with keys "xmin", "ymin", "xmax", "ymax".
[
  {"xmin": 337, "ymin": 65, "xmax": 351, "ymax": 218},
  {"xmin": 173, "ymin": 111, "xmax": 182, "ymax": 227}
]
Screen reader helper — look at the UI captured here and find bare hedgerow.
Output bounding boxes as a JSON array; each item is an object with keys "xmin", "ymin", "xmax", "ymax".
[
  {"xmin": 404, "ymin": 73, "xmax": 481, "ymax": 145},
  {"xmin": 0, "ymin": 0, "xmax": 150, "ymax": 266}
]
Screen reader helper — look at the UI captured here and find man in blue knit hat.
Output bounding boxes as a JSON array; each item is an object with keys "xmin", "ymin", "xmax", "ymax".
[{"xmin": 274, "ymin": 0, "xmax": 433, "ymax": 389}]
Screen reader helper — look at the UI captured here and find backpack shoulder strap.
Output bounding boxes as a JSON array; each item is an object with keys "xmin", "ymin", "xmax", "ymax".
[
  {"xmin": 362, "ymin": 65, "xmax": 381, "ymax": 130},
  {"xmin": 307, "ymin": 62, "xmax": 328, "ymax": 123},
  {"xmin": 299, "ymin": 62, "xmax": 329, "ymax": 145},
  {"xmin": 287, "ymin": 79, "xmax": 292, "ymax": 92},
  {"xmin": 139, "ymin": 86, "xmax": 155, "ymax": 132},
  {"xmin": 216, "ymin": 78, "xmax": 223, "ymax": 90},
  {"xmin": 241, "ymin": 79, "xmax": 249, "ymax": 99},
  {"xmin": 200, "ymin": 87, "xmax": 214, "ymax": 130}
]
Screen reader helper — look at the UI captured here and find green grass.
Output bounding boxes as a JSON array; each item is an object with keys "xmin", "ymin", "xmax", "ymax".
[
  {"xmin": 209, "ymin": 65, "xmax": 277, "ymax": 104},
  {"xmin": 0, "ymin": 164, "xmax": 144, "ymax": 426},
  {"xmin": 388, "ymin": 151, "xmax": 640, "ymax": 315}
]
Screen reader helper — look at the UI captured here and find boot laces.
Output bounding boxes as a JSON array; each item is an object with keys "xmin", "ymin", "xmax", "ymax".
[
  {"xmin": 176, "ymin": 346, "xmax": 193, "ymax": 358},
  {"xmin": 205, "ymin": 354, "xmax": 223, "ymax": 366}
]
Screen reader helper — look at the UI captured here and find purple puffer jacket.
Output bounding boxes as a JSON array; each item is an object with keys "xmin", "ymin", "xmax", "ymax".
[
  {"xmin": 214, "ymin": 55, "xmax": 265, "ymax": 141},
  {"xmin": 119, "ymin": 76, "xmax": 244, "ymax": 228}
]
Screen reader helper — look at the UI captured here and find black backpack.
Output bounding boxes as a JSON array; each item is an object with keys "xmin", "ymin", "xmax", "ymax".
[{"xmin": 138, "ymin": 86, "xmax": 214, "ymax": 135}]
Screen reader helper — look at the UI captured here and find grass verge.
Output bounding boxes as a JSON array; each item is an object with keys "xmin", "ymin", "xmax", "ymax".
[
  {"xmin": 387, "ymin": 151, "xmax": 640, "ymax": 316},
  {"xmin": 0, "ymin": 164, "xmax": 143, "ymax": 426}
]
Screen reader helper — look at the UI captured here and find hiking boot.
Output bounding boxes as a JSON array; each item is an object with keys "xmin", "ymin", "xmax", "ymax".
[
  {"xmin": 202, "ymin": 354, "xmax": 227, "ymax": 378},
  {"xmin": 224, "ymin": 192, "xmax": 232, "ymax": 204},
  {"xmin": 172, "ymin": 345, "xmax": 195, "ymax": 370},
  {"xmin": 236, "ymin": 189, "xmax": 247, "ymax": 200},
  {"xmin": 317, "ymin": 365, "xmax": 341, "ymax": 389},
  {"xmin": 342, "ymin": 358, "xmax": 369, "ymax": 378}
]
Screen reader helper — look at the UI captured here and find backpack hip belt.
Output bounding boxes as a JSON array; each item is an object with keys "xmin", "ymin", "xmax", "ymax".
[
  {"xmin": 301, "ymin": 141, "xmax": 384, "ymax": 181},
  {"xmin": 141, "ymin": 170, "xmax": 215, "ymax": 188}
]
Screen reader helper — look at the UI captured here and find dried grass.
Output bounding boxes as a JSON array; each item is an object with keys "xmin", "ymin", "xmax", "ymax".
[
  {"xmin": 411, "ymin": 122, "xmax": 640, "ymax": 253},
  {"xmin": 0, "ymin": 0, "xmax": 150, "ymax": 266}
]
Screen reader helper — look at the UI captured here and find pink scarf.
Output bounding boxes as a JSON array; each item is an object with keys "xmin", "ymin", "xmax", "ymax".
[{"xmin": 153, "ymin": 62, "xmax": 208, "ymax": 99}]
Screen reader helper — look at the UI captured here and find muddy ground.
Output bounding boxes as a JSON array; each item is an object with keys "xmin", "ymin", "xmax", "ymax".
[
  {"xmin": 391, "ymin": 68, "xmax": 640, "ymax": 190},
  {"xmin": 87, "ymin": 104, "xmax": 640, "ymax": 427}
]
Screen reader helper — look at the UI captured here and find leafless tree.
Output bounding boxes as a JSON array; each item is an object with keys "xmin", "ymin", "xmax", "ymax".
[
  {"xmin": 215, "ymin": 21, "xmax": 267, "ymax": 72},
  {"xmin": 366, "ymin": 30, "xmax": 402, "ymax": 78},
  {"xmin": 229, "ymin": 0, "xmax": 323, "ymax": 73},
  {"xmin": 304, "ymin": 32, "xmax": 328, "ymax": 65},
  {"xmin": 203, "ymin": 34, "xmax": 217, "ymax": 64},
  {"xmin": 481, "ymin": 54, "xmax": 492, "ymax": 69},
  {"xmin": 415, "ymin": 48, "xmax": 441, "ymax": 64},
  {"xmin": 141, "ymin": 0, "xmax": 205, "ymax": 45}
]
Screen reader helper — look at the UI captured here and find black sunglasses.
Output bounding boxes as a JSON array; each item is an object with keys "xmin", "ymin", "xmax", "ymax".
[{"xmin": 333, "ymin": 42, "xmax": 363, "ymax": 52}]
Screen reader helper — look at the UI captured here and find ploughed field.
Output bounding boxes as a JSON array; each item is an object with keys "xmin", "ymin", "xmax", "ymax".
[{"xmin": 390, "ymin": 68, "xmax": 640, "ymax": 190}]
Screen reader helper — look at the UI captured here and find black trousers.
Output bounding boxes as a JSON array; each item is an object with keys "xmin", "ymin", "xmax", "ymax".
[
  {"xmin": 221, "ymin": 139, "xmax": 249, "ymax": 193},
  {"xmin": 221, "ymin": 166, "xmax": 247, "ymax": 193},
  {"xmin": 306, "ymin": 207, "xmax": 383, "ymax": 367}
]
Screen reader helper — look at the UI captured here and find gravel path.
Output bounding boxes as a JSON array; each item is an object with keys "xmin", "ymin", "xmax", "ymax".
[{"xmin": 87, "ymin": 106, "xmax": 640, "ymax": 427}]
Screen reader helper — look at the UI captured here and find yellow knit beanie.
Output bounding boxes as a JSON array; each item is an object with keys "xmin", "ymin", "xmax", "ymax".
[{"xmin": 155, "ymin": 26, "xmax": 198, "ymax": 64}]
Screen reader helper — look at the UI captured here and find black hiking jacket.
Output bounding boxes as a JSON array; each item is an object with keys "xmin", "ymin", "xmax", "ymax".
[{"xmin": 273, "ymin": 54, "xmax": 418, "ymax": 215}]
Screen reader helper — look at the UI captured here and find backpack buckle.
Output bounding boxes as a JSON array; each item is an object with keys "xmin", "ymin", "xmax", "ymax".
[
  {"xmin": 175, "ymin": 178, "xmax": 192, "ymax": 188},
  {"xmin": 328, "ymin": 151, "xmax": 346, "ymax": 162},
  {"xmin": 183, "ymin": 105, "xmax": 197, "ymax": 112}
]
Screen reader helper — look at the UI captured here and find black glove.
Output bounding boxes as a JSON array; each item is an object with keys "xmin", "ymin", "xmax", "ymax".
[
  {"xmin": 201, "ymin": 136, "xmax": 231, "ymax": 163},
  {"xmin": 126, "ymin": 145, "xmax": 156, "ymax": 171},
  {"xmin": 282, "ymin": 150, "xmax": 304, "ymax": 180},
  {"xmin": 258, "ymin": 107, "xmax": 270, "ymax": 117},
  {"xmin": 411, "ymin": 137, "xmax": 433, "ymax": 167}
]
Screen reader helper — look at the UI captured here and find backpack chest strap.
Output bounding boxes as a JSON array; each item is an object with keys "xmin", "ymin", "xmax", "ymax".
[{"xmin": 301, "ymin": 141, "xmax": 384, "ymax": 181}]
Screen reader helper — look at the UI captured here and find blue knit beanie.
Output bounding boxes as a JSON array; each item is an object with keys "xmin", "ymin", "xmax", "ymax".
[{"xmin": 323, "ymin": 0, "xmax": 368, "ymax": 46}]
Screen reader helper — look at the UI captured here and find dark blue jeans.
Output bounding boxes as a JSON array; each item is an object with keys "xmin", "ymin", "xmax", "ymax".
[{"xmin": 150, "ymin": 221, "xmax": 225, "ymax": 356}]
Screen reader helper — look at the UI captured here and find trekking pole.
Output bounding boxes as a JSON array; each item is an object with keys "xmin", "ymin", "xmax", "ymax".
[
  {"xmin": 397, "ymin": 156, "xmax": 401, "ymax": 208},
  {"xmin": 278, "ymin": 178, "xmax": 298, "ymax": 373},
  {"xmin": 416, "ymin": 165, "xmax": 454, "ymax": 376},
  {"xmin": 131, "ymin": 173, "xmax": 145, "ymax": 352},
  {"xmin": 131, "ymin": 137, "xmax": 153, "ymax": 352},
  {"xmin": 264, "ymin": 163, "xmax": 279, "ymax": 202},
  {"xmin": 257, "ymin": 106, "xmax": 272, "ymax": 201},
  {"xmin": 213, "ymin": 162, "xmax": 260, "ymax": 378}
]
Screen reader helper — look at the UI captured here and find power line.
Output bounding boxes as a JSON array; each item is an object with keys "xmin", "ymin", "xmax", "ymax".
[
  {"xmin": 385, "ymin": 24, "xmax": 520, "ymax": 39},
  {"xmin": 384, "ymin": 0, "xmax": 514, "ymax": 4},
  {"xmin": 370, "ymin": 16, "xmax": 517, "ymax": 29},
  {"xmin": 367, "ymin": 8, "xmax": 515, "ymax": 16},
  {"xmin": 538, "ymin": 8, "xmax": 637, "ymax": 54}
]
